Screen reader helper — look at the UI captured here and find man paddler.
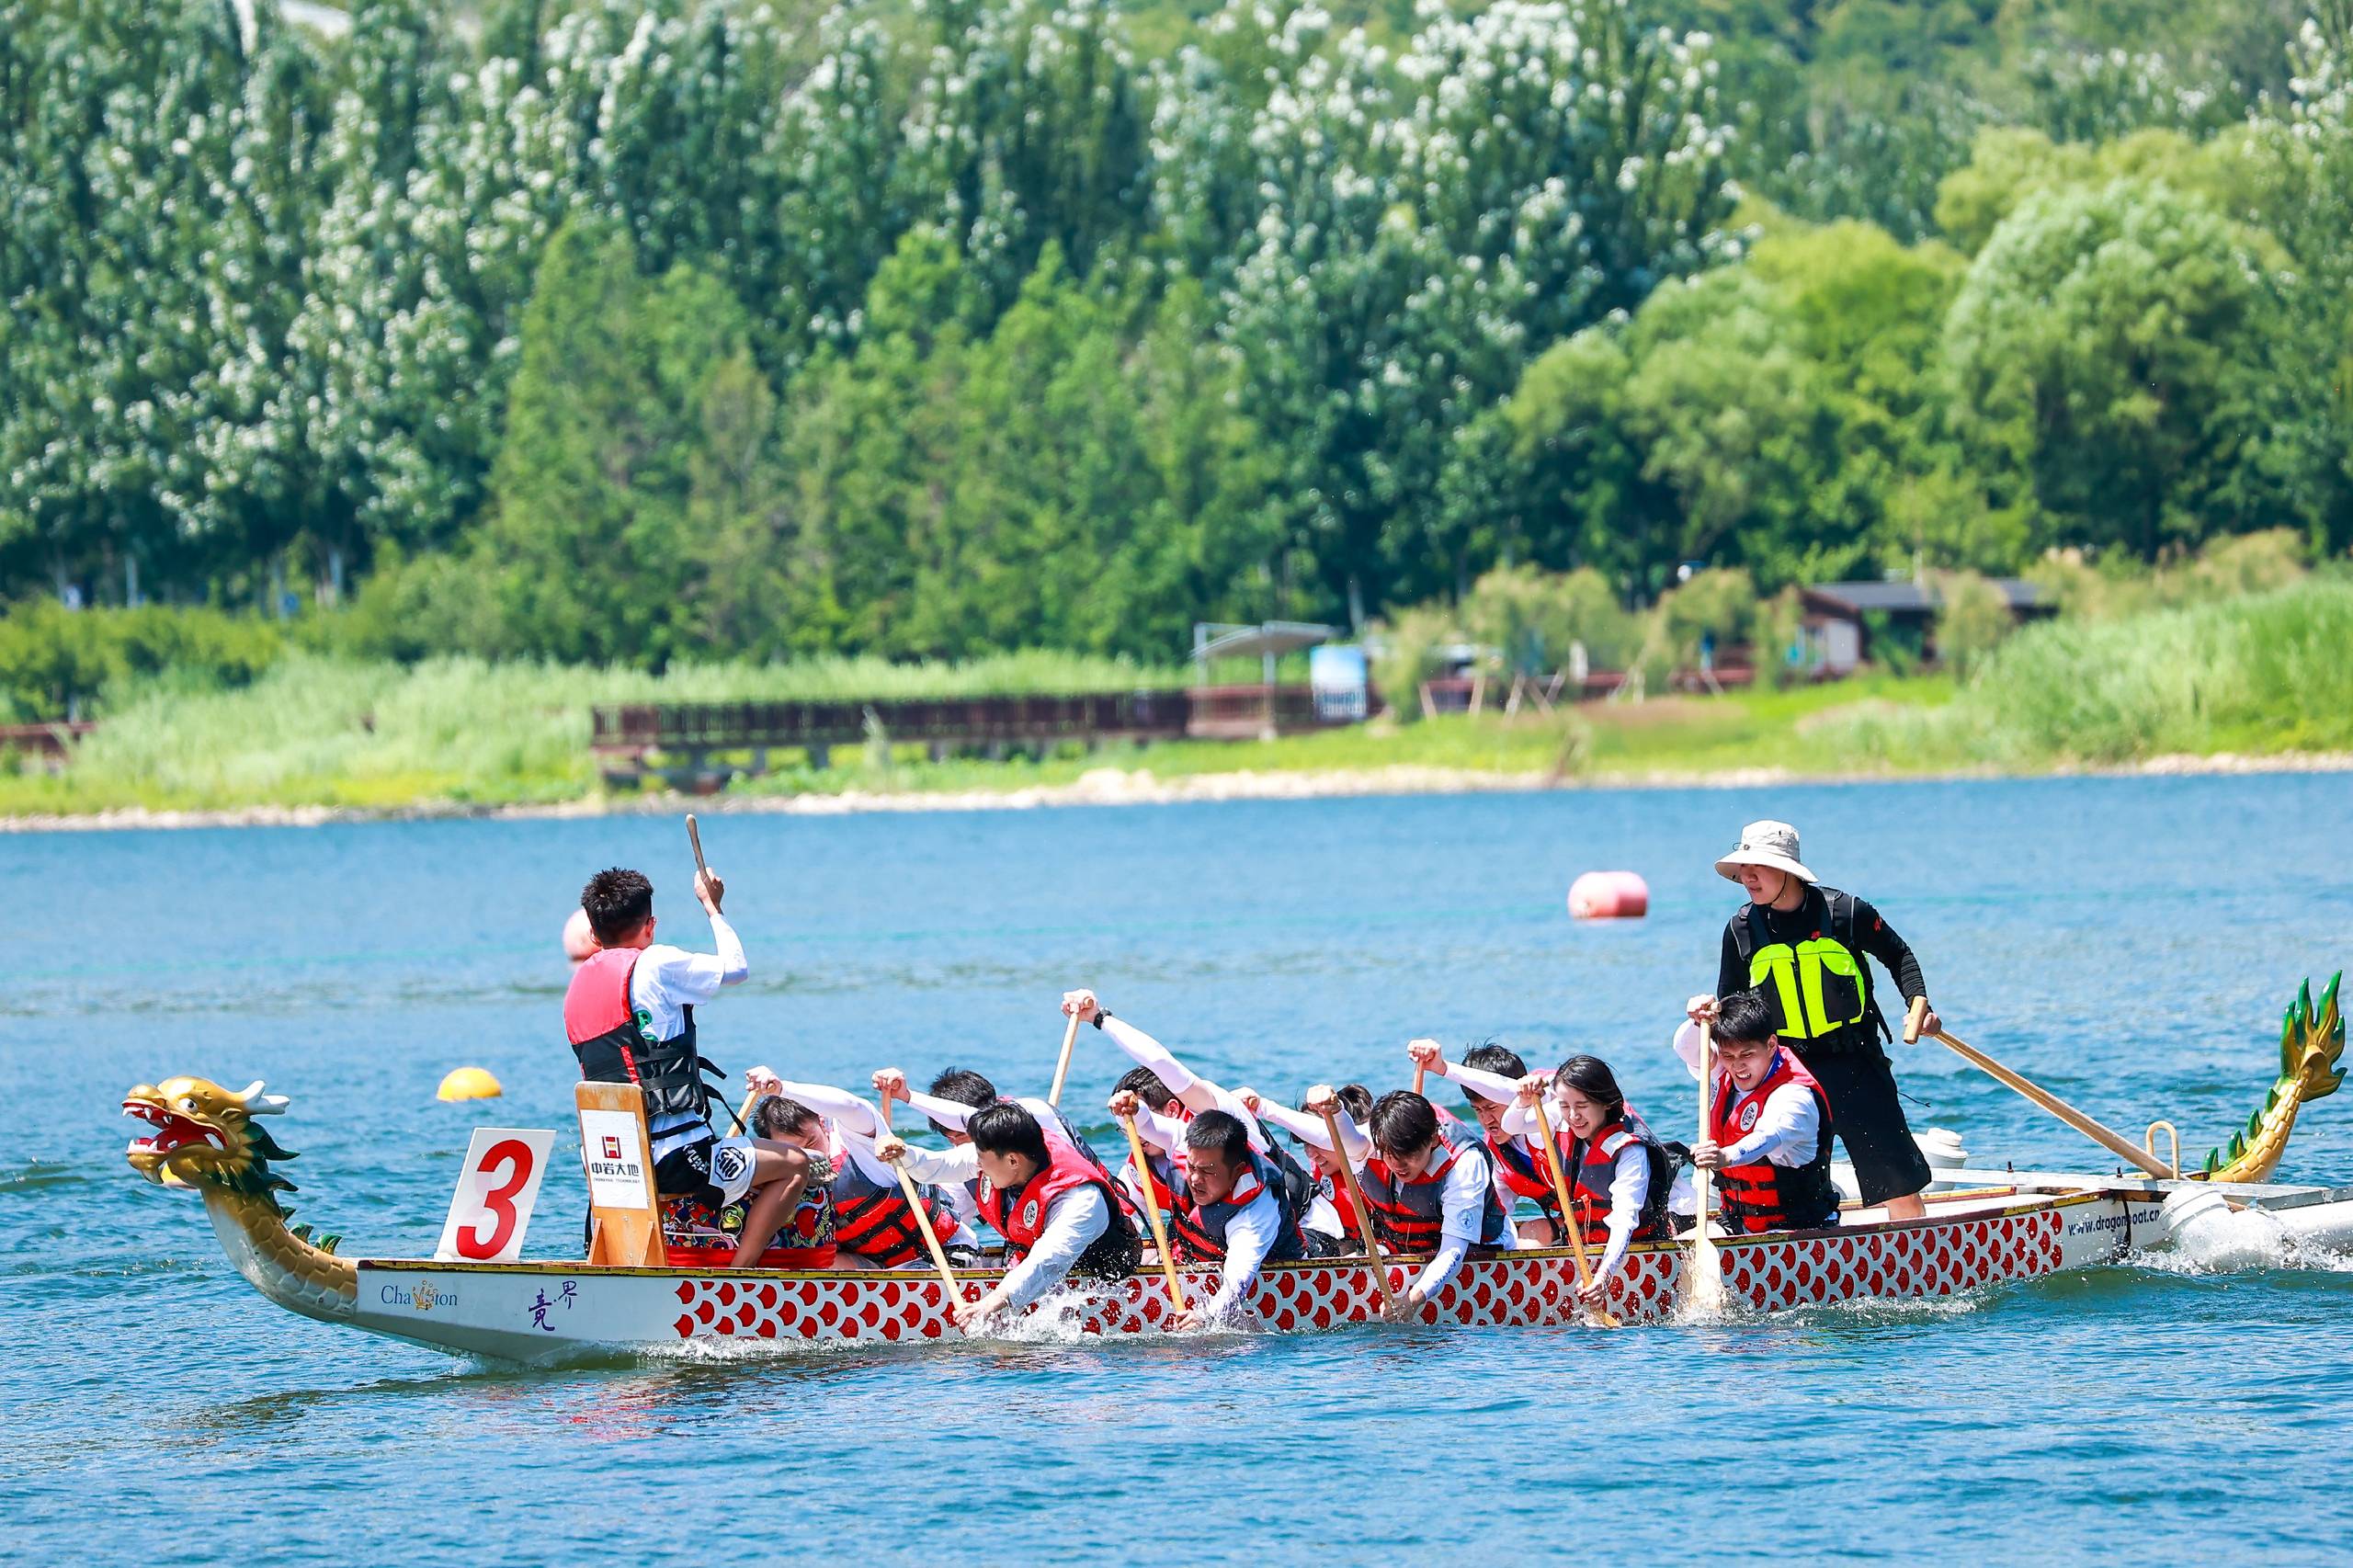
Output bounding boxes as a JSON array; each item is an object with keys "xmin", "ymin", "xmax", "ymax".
[
  {"xmin": 1689, "ymin": 820, "xmax": 1939, "ymax": 1221},
  {"xmin": 563, "ymin": 865, "xmax": 813, "ymax": 1266},
  {"xmin": 1678, "ymin": 990, "xmax": 1837, "ymax": 1233},
  {"xmin": 877, "ymin": 1099, "xmax": 1141, "ymax": 1333}
]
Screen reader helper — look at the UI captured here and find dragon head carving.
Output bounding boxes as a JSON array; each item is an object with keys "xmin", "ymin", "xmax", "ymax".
[{"xmin": 124, "ymin": 1075, "xmax": 298, "ymax": 1205}]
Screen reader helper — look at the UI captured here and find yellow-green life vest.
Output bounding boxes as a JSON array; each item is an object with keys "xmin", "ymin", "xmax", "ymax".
[{"xmin": 1736, "ymin": 891, "xmax": 1876, "ymax": 1047}]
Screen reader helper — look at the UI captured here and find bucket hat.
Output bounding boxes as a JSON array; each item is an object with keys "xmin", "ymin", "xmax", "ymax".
[{"xmin": 1714, "ymin": 820, "xmax": 1816, "ymax": 885}]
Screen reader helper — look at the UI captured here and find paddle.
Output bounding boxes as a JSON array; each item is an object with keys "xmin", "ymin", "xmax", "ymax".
[
  {"xmin": 1317, "ymin": 1102, "xmax": 1399, "ymax": 1314},
  {"xmin": 1117, "ymin": 1111, "xmax": 1188, "ymax": 1316},
  {"xmin": 1903, "ymin": 997, "xmax": 2172, "ymax": 1180},
  {"xmin": 877, "ymin": 1089, "xmax": 965, "ymax": 1303},
  {"xmin": 686, "ymin": 816, "xmax": 759, "ymax": 1140},
  {"xmin": 1047, "ymin": 1011, "xmax": 1083, "ymax": 1108},
  {"xmin": 1413, "ymin": 1063, "xmax": 1427, "ymax": 1097},
  {"xmin": 1687, "ymin": 1020, "xmax": 1726, "ymax": 1315},
  {"xmin": 1529, "ymin": 1093, "xmax": 1620, "ymax": 1329}
]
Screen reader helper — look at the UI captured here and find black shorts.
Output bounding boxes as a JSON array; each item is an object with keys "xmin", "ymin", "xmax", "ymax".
[
  {"xmin": 1795, "ymin": 1049, "xmax": 1932, "ymax": 1206},
  {"xmin": 654, "ymin": 1138, "xmax": 726, "ymax": 1209}
]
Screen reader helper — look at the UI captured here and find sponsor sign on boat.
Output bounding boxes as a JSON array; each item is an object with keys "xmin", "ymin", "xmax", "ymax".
[{"xmin": 579, "ymin": 1109, "xmax": 651, "ymax": 1210}]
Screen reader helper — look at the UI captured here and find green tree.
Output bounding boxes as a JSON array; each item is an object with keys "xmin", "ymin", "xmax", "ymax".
[
  {"xmin": 480, "ymin": 220, "xmax": 766, "ymax": 665},
  {"xmin": 1943, "ymin": 177, "xmax": 2313, "ymax": 560}
]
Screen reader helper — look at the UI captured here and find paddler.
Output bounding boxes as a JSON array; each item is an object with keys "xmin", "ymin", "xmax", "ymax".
[
  {"xmin": 1405, "ymin": 1039, "xmax": 1563, "ymax": 1243},
  {"xmin": 1679, "ymin": 991, "xmax": 1837, "ymax": 1233},
  {"xmin": 1238, "ymin": 1083, "xmax": 1375, "ymax": 1251},
  {"xmin": 1506, "ymin": 1057, "xmax": 1678, "ymax": 1306},
  {"xmin": 1110, "ymin": 1100, "xmax": 1310, "ymax": 1329},
  {"xmin": 743, "ymin": 1067, "xmax": 974, "ymax": 1266},
  {"xmin": 1691, "ymin": 819, "xmax": 1938, "ymax": 1221},
  {"xmin": 563, "ymin": 865, "xmax": 813, "ymax": 1267},
  {"xmin": 1336, "ymin": 1086, "xmax": 1517, "ymax": 1321},
  {"xmin": 1057, "ymin": 989, "xmax": 1275, "ymax": 1221},
  {"xmin": 874, "ymin": 1099, "xmax": 1139, "ymax": 1332}
]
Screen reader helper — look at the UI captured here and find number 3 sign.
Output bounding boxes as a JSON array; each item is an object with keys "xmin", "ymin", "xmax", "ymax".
[{"xmin": 435, "ymin": 1128, "xmax": 557, "ymax": 1262}]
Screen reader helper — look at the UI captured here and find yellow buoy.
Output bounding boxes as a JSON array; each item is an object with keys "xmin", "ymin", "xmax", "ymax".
[{"xmin": 437, "ymin": 1066, "xmax": 504, "ymax": 1102}]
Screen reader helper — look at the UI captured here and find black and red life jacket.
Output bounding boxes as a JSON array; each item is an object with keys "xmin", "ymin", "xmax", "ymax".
[
  {"xmin": 1486, "ymin": 1129, "xmax": 1566, "ymax": 1228},
  {"xmin": 1565, "ymin": 1113, "xmax": 1673, "ymax": 1247},
  {"xmin": 563, "ymin": 948, "xmax": 721, "ymax": 1167},
  {"xmin": 1167, "ymin": 1142, "xmax": 1311, "ymax": 1267},
  {"xmin": 828, "ymin": 1147, "xmax": 963, "ymax": 1266},
  {"xmin": 1707, "ymin": 1048, "xmax": 1837, "ymax": 1233},
  {"xmin": 1358, "ymin": 1120, "xmax": 1510, "ymax": 1253}
]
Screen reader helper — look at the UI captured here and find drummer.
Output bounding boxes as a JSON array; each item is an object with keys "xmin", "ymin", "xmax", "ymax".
[{"xmin": 1688, "ymin": 820, "xmax": 1940, "ymax": 1221}]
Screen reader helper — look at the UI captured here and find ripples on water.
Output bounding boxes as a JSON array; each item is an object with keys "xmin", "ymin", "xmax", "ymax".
[{"xmin": 6, "ymin": 776, "xmax": 2353, "ymax": 1562}]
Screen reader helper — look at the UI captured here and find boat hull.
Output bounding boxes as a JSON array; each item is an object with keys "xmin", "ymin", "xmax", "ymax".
[{"xmin": 341, "ymin": 1187, "xmax": 2165, "ymax": 1364}]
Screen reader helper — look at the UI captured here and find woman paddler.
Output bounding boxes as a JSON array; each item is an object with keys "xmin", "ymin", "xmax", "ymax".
[
  {"xmin": 1335, "ymin": 1086, "xmax": 1518, "ymax": 1321},
  {"xmin": 1678, "ymin": 991, "xmax": 1838, "ymax": 1233},
  {"xmin": 563, "ymin": 865, "xmax": 813, "ymax": 1267},
  {"xmin": 874, "ymin": 1100, "xmax": 1139, "ymax": 1333},
  {"xmin": 1406, "ymin": 1039, "xmax": 1563, "ymax": 1244},
  {"xmin": 1691, "ymin": 820, "xmax": 1939, "ymax": 1221},
  {"xmin": 1506, "ymin": 1058, "xmax": 1678, "ymax": 1308}
]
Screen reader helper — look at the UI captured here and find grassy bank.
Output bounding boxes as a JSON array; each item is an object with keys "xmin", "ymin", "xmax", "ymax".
[{"xmin": 5, "ymin": 578, "xmax": 2348, "ymax": 819}]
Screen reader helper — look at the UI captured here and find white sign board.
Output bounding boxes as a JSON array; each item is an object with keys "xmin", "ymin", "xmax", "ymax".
[
  {"xmin": 579, "ymin": 1107, "xmax": 654, "ymax": 1210},
  {"xmin": 434, "ymin": 1128, "xmax": 557, "ymax": 1262}
]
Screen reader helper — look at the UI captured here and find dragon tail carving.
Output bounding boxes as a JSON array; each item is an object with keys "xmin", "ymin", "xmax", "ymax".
[{"xmin": 2201, "ymin": 972, "xmax": 2345, "ymax": 1184}]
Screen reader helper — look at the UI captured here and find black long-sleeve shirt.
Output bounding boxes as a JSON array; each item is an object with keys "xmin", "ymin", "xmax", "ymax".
[{"xmin": 1717, "ymin": 884, "xmax": 1927, "ymax": 1018}]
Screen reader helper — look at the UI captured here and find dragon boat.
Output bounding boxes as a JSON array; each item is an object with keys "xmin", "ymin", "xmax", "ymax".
[{"xmin": 124, "ymin": 978, "xmax": 2348, "ymax": 1366}]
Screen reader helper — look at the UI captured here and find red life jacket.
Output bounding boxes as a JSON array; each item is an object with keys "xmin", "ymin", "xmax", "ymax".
[
  {"xmin": 1485, "ymin": 1128, "xmax": 1567, "ymax": 1225},
  {"xmin": 977, "ymin": 1120, "xmax": 1121, "ymax": 1259},
  {"xmin": 1359, "ymin": 1120, "xmax": 1510, "ymax": 1253},
  {"xmin": 828, "ymin": 1143, "xmax": 962, "ymax": 1266},
  {"xmin": 1567, "ymin": 1119, "xmax": 1665, "ymax": 1247},
  {"xmin": 1707, "ymin": 1049, "xmax": 1837, "ymax": 1233}
]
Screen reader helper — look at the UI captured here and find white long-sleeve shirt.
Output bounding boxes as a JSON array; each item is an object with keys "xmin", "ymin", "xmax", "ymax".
[
  {"xmin": 1251, "ymin": 1098, "xmax": 1371, "ymax": 1168},
  {"xmin": 1432, "ymin": 1059, "xmax": 1547, "ymax": 1213},
  {"xmin": 995, "ymin": 1185, "xmax": 1110, "ymax": 1315},
  {"xmin": 1409, "ymin": 1142, "xmax": 1518, "ymax": 1300},
  {"xmin": 624, "ymin": 913, "xmax": 747, "ymax": 1160},
  {"xmin": 1101, "ymin": 1017, "xmax": 1269, "ymax": 1151},
  {"xmin": 1672, "ymin": 1020, "xmax": 1824, "ymax": 1168}
]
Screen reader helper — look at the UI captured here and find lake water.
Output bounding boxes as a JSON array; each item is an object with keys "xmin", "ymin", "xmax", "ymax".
[{"xmin": 7, "ymin": 775, "xmax": 2352, "ymax": 1562}]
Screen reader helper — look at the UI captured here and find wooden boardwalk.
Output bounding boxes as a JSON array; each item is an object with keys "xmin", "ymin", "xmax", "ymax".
[{"xmin": 590, "ymin": 687, "xmax": 1354, "ymax": 789}]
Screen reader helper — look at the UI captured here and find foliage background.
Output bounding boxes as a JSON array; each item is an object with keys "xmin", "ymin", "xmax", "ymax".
[{"xmin": 8, "ymin": 0, "xmax": 2349, "ymax": 687}]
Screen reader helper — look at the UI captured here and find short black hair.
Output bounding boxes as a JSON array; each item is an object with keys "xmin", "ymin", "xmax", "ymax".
[
  {"xmin": 968, "ymin": 1100, "xmax": 1049, "ymax": 1168},
  {"xmin": 582, "ymin": 868, "xmax": 654, "ymax": 945},
  {"xmin": 1184, "ymin": 1109, "xmax": 1252, "ymax": 1167},
  {"xmin": 754, "ymin": 1095, "xmax": 821, "ymax": 1141},
  {"xmin": 1369, "ymin": 1090, "xmax": 1438, "ymax": 1158},
  {"xmin": 1713, "ymin": 990, "xmax": 1778, "ymax": 1047},
  {"xmin": 1461, "ymin": 1041, "xmax": 1528, "ymax": 1080},
  {"xmin": 930, "ymin": 1068, "xmax": 998, "ymax": 1108},
  {"xmin": 1115, "ymin": 1066, "xmax": 1176, "ymax": 1109},
  {"xmin": 1553, "ymin": 1055, "xmax": 1626, "ymax": 1120}
]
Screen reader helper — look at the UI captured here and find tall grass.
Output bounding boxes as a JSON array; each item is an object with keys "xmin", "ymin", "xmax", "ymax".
[
  {"xmin": 1807, "ymin": 574, "xmax": 2353, "ymax": 767},
  {"xmin": 0, "ymin": 650, "xmax": 1183, "ymax": 812}
]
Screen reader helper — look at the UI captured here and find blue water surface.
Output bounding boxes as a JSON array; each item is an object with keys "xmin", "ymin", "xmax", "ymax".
[{"xmin": 6, "ymin": 774, "xmax": 2352, "ymax": 1563}]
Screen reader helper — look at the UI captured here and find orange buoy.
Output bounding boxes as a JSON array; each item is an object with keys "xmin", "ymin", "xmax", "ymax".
[{"xmin": 1568, "ymin": 870, "xmax": 1650, "ymax": 920}]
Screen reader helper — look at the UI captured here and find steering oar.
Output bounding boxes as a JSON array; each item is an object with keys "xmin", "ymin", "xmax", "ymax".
[{"xmin": 1903, "ymin": 997, "xmax": 2172, "ymax": 1180}]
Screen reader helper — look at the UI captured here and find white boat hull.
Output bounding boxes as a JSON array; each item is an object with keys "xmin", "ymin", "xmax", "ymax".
[{"xmin": 335, "ymin": 1187, "xmax": 2166, "ymax": 1365}]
